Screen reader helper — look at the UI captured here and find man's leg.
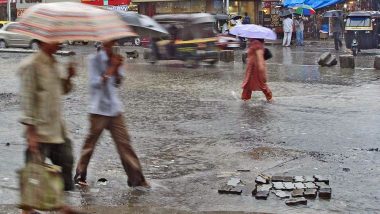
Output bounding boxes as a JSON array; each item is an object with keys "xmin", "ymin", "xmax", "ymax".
[
  {"xmin": 334, "ymin": 32, "xmax": 339, "ymax": 50},
  {"xmin": 49, "ymin": 139, "xmax": 74, "ymax": 191},
  {"xmin": 75, "ymin": 114, "xmax": 108, "ymax": 183},
  {"xmin": 300, "ymin": 31, "xmax": 304, "ymax": 46},
  {"xmin": 109, "ymin": 114, "xmax": 147, "ymax": 187},
  {"xmin": 283, "ymin": 32, "xmax": 287, "ymax": 46},
  {"xmin": 287, "ymin": 32, "xmax": 292, "ymax": 46},
  {"xmin": 296, "ymin": 31, "xmax": 301, "ymax": 46}
]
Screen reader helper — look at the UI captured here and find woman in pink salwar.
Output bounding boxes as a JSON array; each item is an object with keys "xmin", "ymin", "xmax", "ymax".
[{"xmin": 241, "ymin": 39, "xmax": 273, "ymax": 102}]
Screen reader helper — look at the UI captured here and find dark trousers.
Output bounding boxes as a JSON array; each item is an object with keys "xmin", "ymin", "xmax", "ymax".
[
  {"xmin": 75, "ymin": 114, "xmax": 146, "ymax": 187},
  {"xmin": 334, "ymin": 32, "xmax": 343, "ymax": 50},
  {"xmin": 25, "ymin": 138, "xmax": 74, "ymax": 191}
]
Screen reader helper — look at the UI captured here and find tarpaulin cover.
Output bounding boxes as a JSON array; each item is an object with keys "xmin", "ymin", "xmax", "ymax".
[{"xmin": 283, "ymin": 0, "xmax": 345, "ymax": 10}]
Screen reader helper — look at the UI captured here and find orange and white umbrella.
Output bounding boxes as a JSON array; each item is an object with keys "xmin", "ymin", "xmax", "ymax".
[{"xmin": 8, "ymin": 2, "xmax": 136, "ymax": 43}]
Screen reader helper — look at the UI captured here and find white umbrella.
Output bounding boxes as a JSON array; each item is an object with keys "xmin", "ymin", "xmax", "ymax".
[{"xmin": 230, "ymin": 24, "xmax": 277, "ymax": 40}]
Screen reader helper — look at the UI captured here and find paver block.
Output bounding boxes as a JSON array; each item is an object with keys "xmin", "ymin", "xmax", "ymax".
[
  {"xmin": 273, "ymin": 182, "xmax": 285, "ymax": 190},
  {"xmin": 271, "ymin": 175, "xmax": 293, "ymax": 182},
  {"xmin": 255, "ymin": 190, "xmax": 270, "ymax": 200},
  {"xmin": 326, "ymin": 57, "xmax": 338, "ymax": 66},
  {"xmin": 218, "ymin": 185, "xmax": 243, "ymax": 195},
  {"xmin": 292, "ymin": 189, "xmax": 304, "ymax": 197},
  {"xmin": 374, "ymin": 56, "xmax": 380, "ymax": 70},
  {"xmin": 274, "ymin": 190, "xmax": 291, "ymax": 199},
  {"xmin": 283, "ymin": 182, "xmax": 295, "ymax": 190},
  {"xmin": 227, "ymin": 178, "xmax": 241, "ymax": 186},
  {"xmin": 271, "ymin": 175, "xmax": 283, "ymax": 182},
  {"xmin": 293, "ymin": 176, "xmax": 304, "ymax": 183},
  {"xmin": 319, "ymin": 188, "xmax": 332, "ymax": 199},
  {"xmin": 253, "ymin": 184, "xmax": 272, "ymax": 194},
  {"xmin": 315, "ymin": 182, "xmax": 330, "ymax": 189},
  {"xmin": 314, "ymin": 175, "xmax": 329, "ymax": 185},
  {"xmin": 304, "ymin": 182, "xmax": 317, "ymax": 189},
  {"xmin": 285, "ymin": 197, "xmax": 308, "ymax": 206},
  {"xmin": 318, "ymin": 52, "xmax": 331, "ymax": 66},
  {"xmin": 339, "ymin": 55, "xmax": 355, "ymax": 69},
  {"xmin": 304, "ymin": 188, "xmax": 317, "ymax": 199},
  {"xmin": 255, "ymin": 174, "xmax": 270, "ymax": 184},
  {"xmin": 294, "ymin": 183, "xmax": 306, "ymax": 189},
  {"xmin": 303, "ymin": 176, "xmax": 315, "ymax": 182}
]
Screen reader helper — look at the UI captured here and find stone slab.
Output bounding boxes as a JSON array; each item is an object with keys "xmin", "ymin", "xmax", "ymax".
[
  {"xmin": 293, "ymin": 176, "xmax": 304, "ymax": 183},
  {"xmin": 253, "ymin": 184, "xmax": 272, "ymax": 193},
  {"xmin": 294, "ymin": 183, "xmax": 306, "ymax": 189},
  {"xmin": 315, "ymin": 182, "xmax": 330, "ymax": 189},
  {"xmin": 303, "ymin": 176, "xmax": 315, "ymax": 182},
  {"xmin": 255, "ymin": 174, "xmax": 270, "ymax": 184},
  {"xmin": 227, "ymin": 178, "xmax": 241, "ymax": 186},
  {"xmin": 283, "ymin": 182, "xmax": 295, "ymax": 190},
  {"xmin": 292, "ymin": 189, "xmax": 304, "ymax": 197},
  {"xmin": 271, "ymin": 175, "xmax": 293, "ymax": 182},
  {"xmin": 272, "ymin": 182, "xmax": 285, "ymax": 190},
  {"xmin": 314, "ymin": 175, "xmax": 329, "ymax": 185},
  {"xmin": 274, "ymin": 190, "xmax": 291, "ymax": 199},
  {"xmin": 319, "ymin": 188, "xmax": 332, "ymax": 199},
  {"xmin": 255, "ymin": 190, "xmax": 270, "ymax": 200},
  {"xmin": 339, "ymin": 55, "xmax": 355, "ymax": 69},
  {"xmin": 304, "ymin": 189, "xmax": 317, "ymax": 199},
  {"xmin": 218, "ymin": 185, "xmax": 243, "ymax": 195},
  {"xmin": 304, "ymin": 182, "xmax": 317, "ymax": 189},
  {"xmin": 285, "ymin": 197, "xmax": 308, "ymax": 206}
]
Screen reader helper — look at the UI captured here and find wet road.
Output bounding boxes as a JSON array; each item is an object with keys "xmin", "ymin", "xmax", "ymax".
[{"xmin": 0, "ymin": 43, "xmax": 379, "ymax": 213}]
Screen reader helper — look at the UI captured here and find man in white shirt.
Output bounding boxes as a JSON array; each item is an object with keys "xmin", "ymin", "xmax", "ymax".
[
  {"xmin": 283, "ymin": 15, "xmax": 294, "ymax": 47},
  {"xmin": 74, "ymin": 40, "xmax": 148, "ymax": 188}
]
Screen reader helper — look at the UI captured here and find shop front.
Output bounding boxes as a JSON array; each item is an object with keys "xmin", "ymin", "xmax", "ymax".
[
  {"xmin": 259, "ymin": 0, "xmax": 282, "ymax": 33},
  {"xmin": 228, "ymin": 0, "xmax": 260, "ymax": 24},
  {"xmin": 133, "ymin": 0, "xmax": 212, "ymax": 16}
]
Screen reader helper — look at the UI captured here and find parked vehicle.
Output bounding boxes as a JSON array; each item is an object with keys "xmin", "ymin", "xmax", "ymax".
[
  {"xmin": 0, "ymin": 21, "xmax": 10, "ymax": 29},
  {"xmin": 147, "ymin": 13, "xmax": 219, "ymax": 67},
  {"xmin": 0, "ymin": 22, "xmax": 39, "ymax": 49},
  {"xmin": 344, "ymin": 11, "xmax": 380, "ymax": 56}
]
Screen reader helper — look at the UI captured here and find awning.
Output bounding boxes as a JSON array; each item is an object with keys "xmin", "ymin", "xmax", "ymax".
[{"xmin": 283, "ymin": 0, "xmax": 345, "ymax": 10}]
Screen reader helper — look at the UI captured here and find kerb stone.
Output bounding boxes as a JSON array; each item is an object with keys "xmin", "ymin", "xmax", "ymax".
[{"xmin": 340, "ymin": 55, "xmax": 355, "ymax": 69}]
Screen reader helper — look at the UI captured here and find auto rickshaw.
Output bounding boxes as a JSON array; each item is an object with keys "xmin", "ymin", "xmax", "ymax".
[
  {"xmin": 344, "ymin": 11, "xmax": 380, "ymax": 56},
  {"xmin": 148, "ymin": 13, "xmax": 219, "ymax": 67}
]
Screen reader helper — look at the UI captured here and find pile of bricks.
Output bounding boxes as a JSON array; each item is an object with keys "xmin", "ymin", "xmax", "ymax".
[{"xmin": 218, "ymin": 174, "xmax": 331, "ymax": 206}]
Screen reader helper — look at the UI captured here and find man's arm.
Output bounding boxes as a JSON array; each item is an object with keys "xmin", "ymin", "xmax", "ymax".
[{"xmin": 19, "ymin": 65, "xmax": 39, "ymax": 153}]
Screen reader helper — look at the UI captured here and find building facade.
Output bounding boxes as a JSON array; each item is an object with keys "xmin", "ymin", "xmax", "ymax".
[{"xmin": 132, "ymin": 0, "xmax": 262, "ymax": 24}]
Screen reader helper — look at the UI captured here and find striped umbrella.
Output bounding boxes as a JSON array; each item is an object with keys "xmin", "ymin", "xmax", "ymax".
[
  {"xmin": 8, "ymin": 2, "xmax": 136, "ymax": 43},
  {"xmin": 293, "ymin": 5, "xmax": 315, "ymax": 16}
]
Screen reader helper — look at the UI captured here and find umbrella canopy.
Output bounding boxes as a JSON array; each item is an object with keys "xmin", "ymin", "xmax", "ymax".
[
  {"xmin": 229, "ymin": 24, "xmax": 277, "ymax": 40},
  {"xmin": 323, "ymin": 10, "xmax": 343, "ymax": 18},
  {"xmin": 293, "ymin": 5, "xmax": 315, "ymax": 16},
  {"xmin": 116, "ymin": 11, "xmax": 168, "ymax": 38},
  {"xmin": 8, "ymin": 2, "xmax": 136, "ymax": 43}
]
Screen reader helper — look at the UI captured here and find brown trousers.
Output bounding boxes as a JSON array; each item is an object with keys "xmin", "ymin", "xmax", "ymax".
[{"xmin": 75, "ymin": 114, "xmax": 146, "ymax": 187}]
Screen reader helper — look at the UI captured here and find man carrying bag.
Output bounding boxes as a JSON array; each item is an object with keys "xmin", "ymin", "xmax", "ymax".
[{"xmin": 18, "ymin": 41, "xmax": 81, "ymax": 214}]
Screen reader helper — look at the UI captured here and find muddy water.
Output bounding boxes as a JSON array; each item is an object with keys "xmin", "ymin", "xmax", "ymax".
[{"xmin": 0, "ymin": 45, "xmax": 379, "ymax": 213}]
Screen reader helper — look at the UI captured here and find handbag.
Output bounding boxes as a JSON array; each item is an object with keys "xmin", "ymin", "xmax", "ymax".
[
  {"xmin": 264, "ymin": 48, "xmax": 273, "ymax": 61},
  {"xmin": 18, "ymin": 156, "xmax": 64, "ymax": 211}
]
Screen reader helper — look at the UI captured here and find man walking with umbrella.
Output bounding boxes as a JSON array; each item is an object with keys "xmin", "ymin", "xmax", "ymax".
[
  {"xmin": 332, "ymin": 14, "xmax": 344, "ymax": 50},
  {"xmin": 74, "ymin": 40, "xmax": 149, "ymax": 188},
  {"xmin": 18, "ymin": 41, "xmax": 80, "ymax": 214}
]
